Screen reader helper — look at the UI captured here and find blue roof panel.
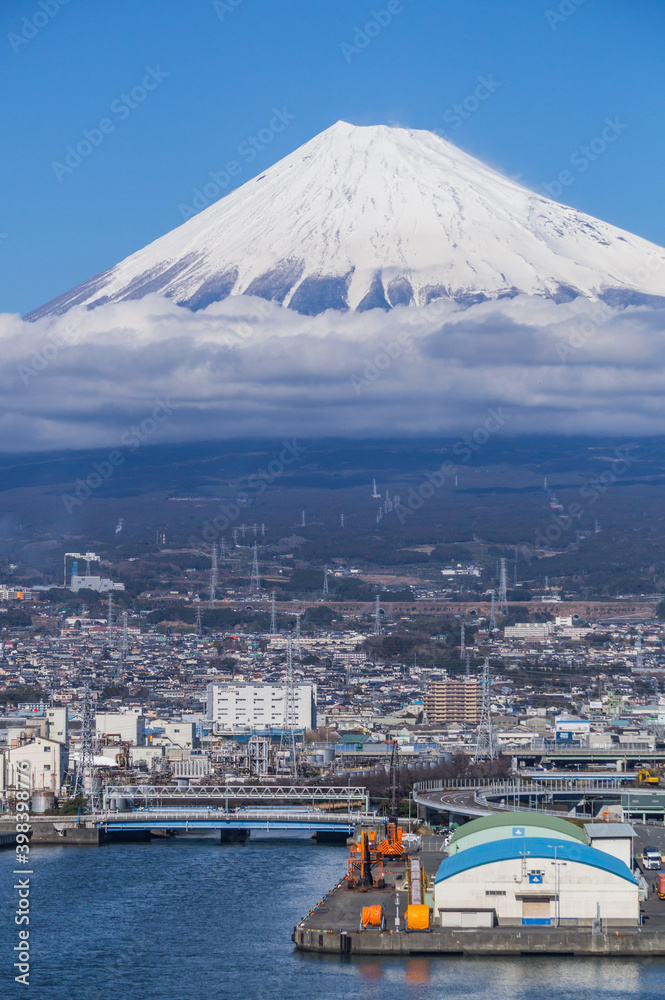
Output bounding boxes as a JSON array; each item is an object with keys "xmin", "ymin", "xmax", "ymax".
[{"xmin": 435, "ymin": 837, "xmax": 638, "ymax": 886}]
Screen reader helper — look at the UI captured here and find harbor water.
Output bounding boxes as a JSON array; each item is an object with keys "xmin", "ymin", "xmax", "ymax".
[{"xmin": 2, "ymin": 837, "xmax": 665, "ymax": 1000}]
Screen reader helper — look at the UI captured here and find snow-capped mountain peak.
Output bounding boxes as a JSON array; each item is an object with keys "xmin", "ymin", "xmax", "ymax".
[{"xmin": 27, "ymin": 120, "xmax": 665, "ymax": 319}]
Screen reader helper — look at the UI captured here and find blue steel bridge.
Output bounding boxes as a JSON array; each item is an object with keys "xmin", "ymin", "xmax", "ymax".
[{"xmin": 97, "ymin": 784, "xmax": 374, "ymax": 834}]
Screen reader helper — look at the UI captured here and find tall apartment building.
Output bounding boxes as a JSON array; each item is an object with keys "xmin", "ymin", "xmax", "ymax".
[
  {"xmin": 424, "ymin": 679, "xmax": 481, "ymax": 725},
  {"xmin": 206, "ymin": 682, "xmax": 316, "ymax": 730}
]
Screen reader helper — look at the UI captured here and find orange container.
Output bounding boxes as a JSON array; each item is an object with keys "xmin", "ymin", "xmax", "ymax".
[
  {"xmin": 360, "ymin": 905, "xmax": 384, "ymax": 928},
  {"xmin": 657, "ymin": 873, "xmax": 665, "ymax": 900},
  {"xmin": 404, "ymin": 904, "xmax": 430, "ymax": 931}
]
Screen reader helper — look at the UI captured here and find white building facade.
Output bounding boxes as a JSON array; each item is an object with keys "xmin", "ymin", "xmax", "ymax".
[{"xmin": 207, "ymin": 682, "xmax": 316, "ymax": 730}]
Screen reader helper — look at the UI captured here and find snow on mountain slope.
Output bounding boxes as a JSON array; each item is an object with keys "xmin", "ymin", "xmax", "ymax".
[{"xmin": 26, "ymin": 121, "xmax": 665, "ymax": 320}]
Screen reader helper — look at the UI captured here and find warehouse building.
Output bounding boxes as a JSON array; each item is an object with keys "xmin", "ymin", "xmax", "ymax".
[
  {"xmin": 583, "ymin": 822, "xmax": 635, "ymax": 870},
  {"xmin": 446, "ymin": 811, "xmax": 588, "ymax": 854},
  {"xmin": 434, "ymin": 835, "xmax": 639, "ymax": 929}
]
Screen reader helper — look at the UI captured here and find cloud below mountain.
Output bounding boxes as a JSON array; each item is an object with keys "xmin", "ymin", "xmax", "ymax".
[{"xmin": 2, "ymin": 292, "xmax": 665, "ymax": 452}]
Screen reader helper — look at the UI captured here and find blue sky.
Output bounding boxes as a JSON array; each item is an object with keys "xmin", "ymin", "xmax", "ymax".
[{"xmin": 1, "ymin": 0, "xmax": 664, "ymax": 315}]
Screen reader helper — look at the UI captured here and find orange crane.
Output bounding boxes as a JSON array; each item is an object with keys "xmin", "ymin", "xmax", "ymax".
[{"xmin": 347, "ymin": 831, "xmax": 385, "ymax": 889}]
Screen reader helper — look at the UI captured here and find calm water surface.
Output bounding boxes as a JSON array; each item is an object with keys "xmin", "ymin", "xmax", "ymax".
[{"xmin": 1, "ymin": 836, "xmax": 664, "ymax": 1000}]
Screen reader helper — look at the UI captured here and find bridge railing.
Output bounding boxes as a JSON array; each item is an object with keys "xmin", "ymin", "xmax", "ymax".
[{"xmin": 93, "ymin": 808, "xmax": 376, "ymax": 824}]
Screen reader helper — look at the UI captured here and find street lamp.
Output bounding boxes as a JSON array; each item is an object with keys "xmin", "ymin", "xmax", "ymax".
[{"xmin": 548, "ymin": 843, "xmax": 568, "ymax": 928}]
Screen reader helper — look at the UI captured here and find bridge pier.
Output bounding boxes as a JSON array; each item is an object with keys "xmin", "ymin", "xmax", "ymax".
[
  {"xmin": 312, "ymin": 830, "xmax": 348, "ymax": 845},
  {"xmin": 219, "ymin": 829, "xmax": 249, "ymax": 844}
]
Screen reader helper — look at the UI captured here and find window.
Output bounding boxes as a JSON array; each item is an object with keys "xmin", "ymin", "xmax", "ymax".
[
  {"xmin": 44, "ymin": 747, "xmax": 51, "ymax": 753},
  {"xmin": 43, "ymin": 764, "xmax": 51, "ymax": 771}
]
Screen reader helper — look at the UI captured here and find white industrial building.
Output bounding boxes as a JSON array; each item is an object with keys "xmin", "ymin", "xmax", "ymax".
[
  {"xmin": 45, "ymin": 707, "xmax": 69, "ymax": 745},
  {"xmin": 434, "ymin": 837, "xmax": 640, "ymax": 928},
  {"xmin": 70, "ymin": 574, "xmax": 124, "ymax": 593},
  {"xmin": 207, "ymin": 682, "xmax": 316, "ymax": 730},
  {"xmin": 95, "ymin": 711, "xmax": 146, "ymax": 746},
  {"xmin": 0, "ymin": 737, "xmax": 69, "ymax": 795}
]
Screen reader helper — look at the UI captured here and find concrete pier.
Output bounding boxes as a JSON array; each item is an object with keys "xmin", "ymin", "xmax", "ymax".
[{"xmin": 293, "ymin": 847, "xmax": 665, "ymax": 958}]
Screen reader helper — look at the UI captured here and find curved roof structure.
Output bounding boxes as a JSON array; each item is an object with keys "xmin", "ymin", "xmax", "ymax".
[
  {"xmin": 435, "ymin": 837, "xmax": 639, "ymax": 885},
  {"xmin": 447, "ymin": 811, "xmax": 587, "ymax": 853}
]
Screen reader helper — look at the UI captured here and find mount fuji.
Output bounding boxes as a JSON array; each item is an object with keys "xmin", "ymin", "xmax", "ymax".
[{"xmin": 26, "ymin": 121, "xmax": 665, "ymax": 320}]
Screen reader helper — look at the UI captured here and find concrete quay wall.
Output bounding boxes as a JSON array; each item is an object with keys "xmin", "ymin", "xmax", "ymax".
[
  {"xmin": 293, "ymin": 926, "xmax": 665, "ymax": 956},
  {"xmin": 0, "ymin": 817, "xmax": 100, "ymax": 845}
]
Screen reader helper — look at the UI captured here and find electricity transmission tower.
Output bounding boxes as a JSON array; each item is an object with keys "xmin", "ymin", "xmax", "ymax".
[
  {"xmin": 249, "ymin": 543, "xmax": 260, "ymax": 592},
  {"xmin": 489, "ymin": 590, "xmax": 497, "ymax": 630},
  {"xmin": 374, "ymin": 595, "xmax": 381, "ymax": 635},
  {"xmin": 460, "ymin": 623, "xmax": 465, "ymax": 659},
  {"xmin": 280, "ymin": 638, "xmax": 299, "ymax": 778},
  {"xmin": 635, "ymin": 626, "xmax": 644, "ymax": 671},
  {"xmin": 322, "ymin": 565, "xmax": 329, "ymax": 596},
  {"xmin": 270, "ymin": 591, "xmax": 277, "ymax": 637},
  {"xmin": 208, "ymin": 542, "xmax": 218, "ymax": 606},
  {"xmin": 473, "ymin": 658, "xmax": 498, "ymax": 762},
  {"xmin": 196, "ymin": 606, "xmax": 203, "ymax": 636},
  {"xmin": 498, "ymin": 558, "xmax": 508, "ymax": 616},
  {"xmin": 106, "ymin": 594, "xmax": 114, "ymax": 648},
  {"xmin": 119, "ymin": 611, "xmax": 129, "ymax": 661},
  {"xmin": 74, "ymin": 688, "xmax": 100, "ymax": 810}
]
